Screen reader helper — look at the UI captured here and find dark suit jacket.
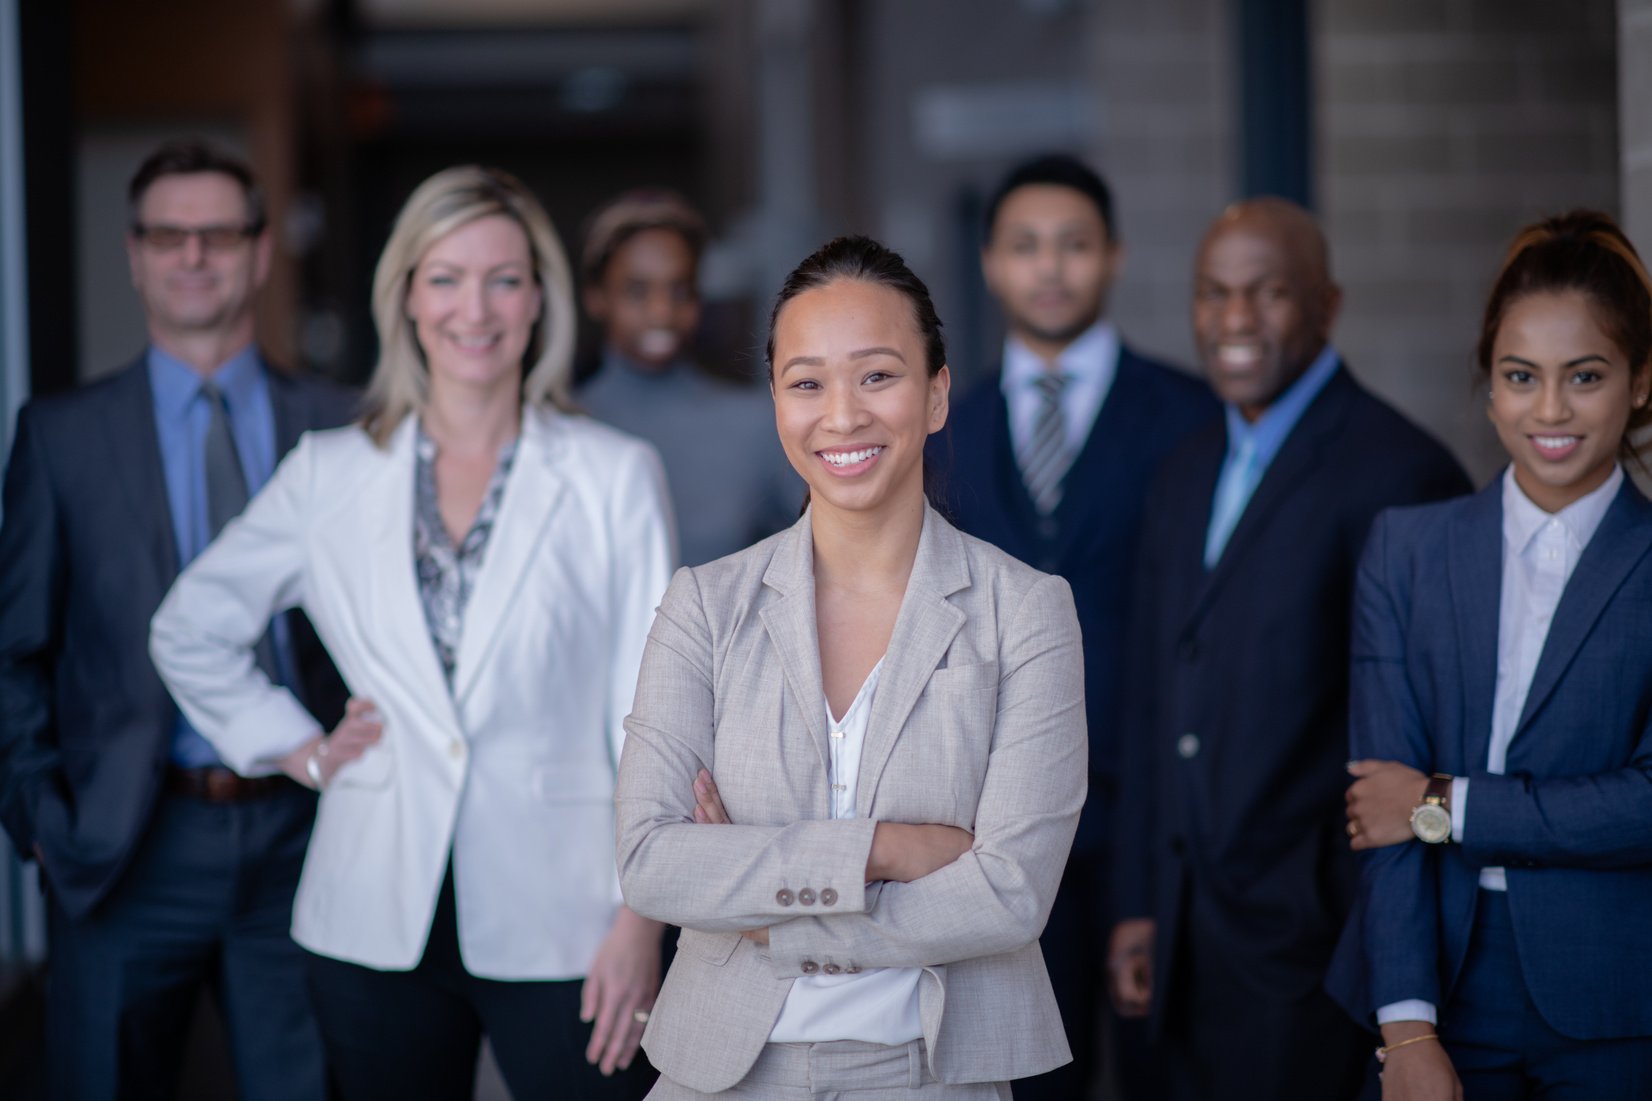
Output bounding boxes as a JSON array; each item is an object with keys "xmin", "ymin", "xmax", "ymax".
[
  {"xmin": 927, "ymin": 345, "xmax": 1218, "ymax": 853},
  {"xmin": 1327, "ymin": 477, "xmax": 1652, "ymax": 1041},
  {"xmin": 0, "ymin": 355, "xmax": 355, "ymax": 919},
  {"xmin": 1112, "ymin": 363, "xmax": 1469, "ymax": 1033}
]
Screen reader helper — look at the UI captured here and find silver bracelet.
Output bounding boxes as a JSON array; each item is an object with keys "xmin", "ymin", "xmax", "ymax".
[{"xmin": 304, "ymin": 741, "xmax": 329, "ymax": 790}]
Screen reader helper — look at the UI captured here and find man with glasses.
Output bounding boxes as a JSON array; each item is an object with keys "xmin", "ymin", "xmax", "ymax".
[{"xmin": 0, "ymin": 139, "xmax": 352, "ymax": 1098}]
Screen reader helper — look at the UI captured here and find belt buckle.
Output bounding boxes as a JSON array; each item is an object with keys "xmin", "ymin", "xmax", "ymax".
[{"xmin": 207, "ymin": 769, "xmax": 239, "ymax": 802}]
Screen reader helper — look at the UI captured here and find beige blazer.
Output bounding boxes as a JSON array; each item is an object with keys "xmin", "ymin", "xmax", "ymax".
[
  {"xmin": 615, "ymin": 504, "xmax": 1085, "ymax": 1091},
  {"xmin": 151, "ymin": 408, "xmax": 674, "ymax": 979}
]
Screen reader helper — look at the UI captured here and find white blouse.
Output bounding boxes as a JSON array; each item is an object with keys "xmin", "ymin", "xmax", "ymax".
[{"xmin": 768, "ymin": 657, "xmax": 925, "ymax": 1044}]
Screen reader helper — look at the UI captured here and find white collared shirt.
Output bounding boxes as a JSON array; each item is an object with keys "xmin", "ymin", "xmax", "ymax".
[
  {"xmin": 768, "ymin": 658, "xmax": 925, "ymax": 1044},
  {"xmin": 1376, "ymin": 464, "xmax": 1622, "ymax": 1028},
  {"xmin": 999, "ymin": 319, "xmax": 1120, "ymax": 460},
  {"xmin": 1454, "ymin": 464, "xmax": 1623, "ymax": 885}
]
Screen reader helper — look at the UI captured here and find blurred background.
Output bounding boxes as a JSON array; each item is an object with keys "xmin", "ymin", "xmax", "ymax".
[{"xmin": 0, "ymin": 0, "xmax": 1647, "ymax": 1092}]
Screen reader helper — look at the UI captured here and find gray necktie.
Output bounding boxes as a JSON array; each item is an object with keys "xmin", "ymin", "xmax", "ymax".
[
  {"xmin": 201, "ymin": 382, "xmax": 281, "ymax": 684},
  {"xmin": 1018, "ymin": 372, "xmax": 1073, "ymax": 515}
]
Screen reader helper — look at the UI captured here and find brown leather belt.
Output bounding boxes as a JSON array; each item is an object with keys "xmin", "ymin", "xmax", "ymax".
[{"xmin": 166, "ymin": 766, "xmax": 295, "ymax": 804}]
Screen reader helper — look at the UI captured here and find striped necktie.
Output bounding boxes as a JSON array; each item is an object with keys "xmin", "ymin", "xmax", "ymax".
[{"xmin": 1019, "ymin": 372, "xmax": 1072, "ymax": 515}]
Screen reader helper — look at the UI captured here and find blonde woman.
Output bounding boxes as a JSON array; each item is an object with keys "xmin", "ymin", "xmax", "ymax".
[{"xmin": 151, "ymin": 166, "xmax": 674, "ymax": 1099}]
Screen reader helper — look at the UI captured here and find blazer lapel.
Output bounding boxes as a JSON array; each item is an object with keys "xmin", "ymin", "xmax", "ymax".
[
  {"xmin": 1042, "ymin": 352, "xmax": 1149, "ymax": 568},
  {"xmin": 369, "ymin": 418, "xmax": 463, "ymax": 732},
  {"xmin": 1186, "ymin": 367, "xmax": 1354, "ymax": 629},
  {"xmin": 758, "ymin": 518, "xmax": 831, "ymax": 773},
  {"xmin": 1516, "ymin": 483, "xmax": 1652, "ymax": 734},
  {"xmin": 452, "ymin": 409, "xmax": 570, "ymax": 705},
  {"xmin": 265, "ymin": 359, "xmax": 307, "ymax": 455},
  {"xmin": 99, "ymin": 358, "xmax": 180, "ymax": 580},
  {"xmin": 1450, "ymin": 481, "xmax": 1504, "ymax": 768},
  {"xmin": 856, "ymin": 506, "xmax": 968, "ymax": 816}
]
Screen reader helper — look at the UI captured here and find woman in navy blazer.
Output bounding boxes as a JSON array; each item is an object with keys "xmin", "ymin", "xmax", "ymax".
[{"xmin": 1329, "ymin": 212, "xmax": 1652, "ymax": 1098}]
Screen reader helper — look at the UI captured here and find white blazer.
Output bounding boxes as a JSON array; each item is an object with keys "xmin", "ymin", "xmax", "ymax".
[{"xmin": 150, "ymin": 406, "xmax": 674, "ymax": 979}]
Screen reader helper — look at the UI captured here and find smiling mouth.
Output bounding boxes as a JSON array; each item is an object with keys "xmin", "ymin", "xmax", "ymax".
[
  {"xmin": 1531, "ymin": 434, "xmax": 1581, "ymax": 456},
  {"xmin": 1214, "ymin": 342, "xmax": 1263, "ymax": 369},
  {"xmin": 449, "ymin": 333, "xmax": 500, "ymax": 351},
  {"xmin": 818, "ymin": 445, "xmax": 885, "ymax": 470}
]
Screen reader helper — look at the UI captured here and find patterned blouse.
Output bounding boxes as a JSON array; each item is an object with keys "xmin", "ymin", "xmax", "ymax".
[{"xmin": 413, "ymin": 424, "xmax": 519, "ymax": 689}]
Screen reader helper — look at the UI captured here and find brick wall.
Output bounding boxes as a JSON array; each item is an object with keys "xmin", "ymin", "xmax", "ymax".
[
  {"xmin": 1623, "ymin": 0, "xmax": 1652, "ymax": 249},
  {"xmin": 1083, "ymin": 0, "xmax": 1235, "ymax": 371},
  {"xmin": 1316, "ymin": 0, "xmax": 1621, "ymax": 482}
]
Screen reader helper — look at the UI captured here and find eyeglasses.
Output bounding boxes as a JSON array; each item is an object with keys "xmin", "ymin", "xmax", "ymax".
[{"xmin": 132, "ymin": 223, "xmax": 260, "ymax": 252}]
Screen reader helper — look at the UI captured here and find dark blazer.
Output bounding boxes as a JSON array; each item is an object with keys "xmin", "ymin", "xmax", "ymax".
[
  {"xmin": 1112, "ymin": 363, "xmax": 1469, "ymax": 1033},
  {"xmin": 928, "ymin": 345, "xmax": 1217, "ymax": 851},
  {"xmin": 1327, "ymin": 477, "xmax": 1652, "ymax": 1041},
  {"xmin": 0, "ymin": 356, "xmax": 354, "ymax": 919}
]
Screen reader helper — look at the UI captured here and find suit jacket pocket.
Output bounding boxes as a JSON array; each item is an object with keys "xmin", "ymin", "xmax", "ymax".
[
  {"xmin": 531, "ymin": 762, "xmax": 615, "ymax": 803},
  {"xmin": 680, "ymin": 928, "xmax": 740, "ymax": 966},
  {"xmin": 927, "ymin": 660, "xmax": 998, "ymax": 693}
]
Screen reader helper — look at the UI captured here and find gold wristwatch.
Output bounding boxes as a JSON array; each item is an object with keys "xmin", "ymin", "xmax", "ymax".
[{"xmin": 1409, "ymin": 773, "xmax": 1453, "ymax": 844}]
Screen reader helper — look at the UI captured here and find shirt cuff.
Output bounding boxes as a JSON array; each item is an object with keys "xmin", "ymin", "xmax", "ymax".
[
  {"xmin": 1451, "ymin": 776, "xmax": 1468, "ymax": 844},
  {"xmin": 1376, "ymin": 1000, "xmax": 1438, "ymax": 1026}
]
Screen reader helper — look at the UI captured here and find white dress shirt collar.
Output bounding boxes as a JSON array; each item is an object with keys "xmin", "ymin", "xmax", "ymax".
[
  {"xmin": 1501, "ymin": 463, "xmax": 1622, "ymax": 561},
  {"xmin": 998, "ymin": 320, "xmax": 1120, "ymax": 458}
]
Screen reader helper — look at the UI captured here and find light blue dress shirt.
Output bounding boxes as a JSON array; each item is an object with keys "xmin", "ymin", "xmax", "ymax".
[
  {"xmin": 1203, "ymin": 345, "xmax": 1342, "ymax": 568},
  {"xmin": 148, "ymin": 345, "xmax": 292, "ymax": 766}
]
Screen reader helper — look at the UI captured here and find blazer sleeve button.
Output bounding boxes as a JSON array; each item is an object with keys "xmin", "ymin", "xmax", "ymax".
[
  {"xmin": 776, "ymin": 889, "xmax": 795, "ymax": 906},
  {"xmin": 820, "ymin": 887, "xmax": 838, "ymax": 906},
  {"xmin": 822, "ymin": 963, "xmax": 841, "ymax": 975},
  {"xmin": 845, "ymin": 964, "xmax": 862, "ymax": 974},
  {"xmin": 801, "ymin": 960, "xmax": 819, "ymax": 974},
  {"xmin": 798, "ymin": 888, "xmax": 816, "ymax": 906}
]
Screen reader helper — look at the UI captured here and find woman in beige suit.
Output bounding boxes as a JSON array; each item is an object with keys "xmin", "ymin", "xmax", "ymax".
[{"xmin": 615, "ymin": 236, "xmax": 1087, "ymax": 1099}]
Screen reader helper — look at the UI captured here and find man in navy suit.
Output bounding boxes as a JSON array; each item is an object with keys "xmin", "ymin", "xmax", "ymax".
[
  {"xmin": 927, "ymin": 154, "xmax": 1217, "ymax": 1101},
  {"xmin": 1106, "ymin": 198, "xmax": 1470, "ymax": 1100},
  {"xmin": 0, "ymin": 140, "xmax": 353, "ymax": 1099}
]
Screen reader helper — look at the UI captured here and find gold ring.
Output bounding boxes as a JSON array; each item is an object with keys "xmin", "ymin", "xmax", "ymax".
[{"xmin": 633, "ymin": 1010, "xmax": 650, "ymax": 1024}]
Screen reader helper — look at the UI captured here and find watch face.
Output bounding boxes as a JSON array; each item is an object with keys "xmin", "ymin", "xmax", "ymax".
[{"xmin": 1411, "ymin": 803, "xmax": 1451, "ymax": 844}]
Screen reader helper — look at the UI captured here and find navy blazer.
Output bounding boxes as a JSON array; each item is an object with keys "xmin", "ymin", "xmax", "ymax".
[
  {"xmin": 0, "ymin": 356, "xmax": 355, "ymax": 918},
  {"xmin": 1327, "ymin": 476, "xmax": 1652, "ymax": 1041},
  {"xmin": 927, "ymin": 345, "xmax": 1217, "ymax": 852},
  {"xmin": 1113, "ymin": 363, "xmax": 1469, "ymax": 1032}
]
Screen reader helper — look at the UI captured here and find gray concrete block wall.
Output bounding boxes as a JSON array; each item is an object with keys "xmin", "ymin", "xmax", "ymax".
[
  {"xmin": 1317, "ymin": 0, "xmax": 1621, "ymax": 482},
  {"xmin": 1083, "ymin": 0, "xmax": 1236, "ymax": 371},
  {"xmin": 1623, "ymin": 0, "xmax": 1652, "ymax": 251}
]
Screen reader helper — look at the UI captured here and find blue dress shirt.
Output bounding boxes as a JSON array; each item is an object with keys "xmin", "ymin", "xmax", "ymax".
[
  {"xmin": 1203, "ymin": 345, "xmax": 1342, "ymax": 567},
  {"xmin": 148, "ymin": 345, "xmax": 292, "ymax": 766}
]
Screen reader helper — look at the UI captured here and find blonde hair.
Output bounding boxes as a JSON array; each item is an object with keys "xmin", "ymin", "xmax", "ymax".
[{"xmin": 361, "ymin": 165, "xmax": 576, "ymax": 445}]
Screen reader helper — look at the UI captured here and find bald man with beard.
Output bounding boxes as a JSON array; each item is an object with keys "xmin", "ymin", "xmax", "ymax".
[{"xmin": 1107, "ymin": 199, "xmax": 1470, "ymax": 1100}]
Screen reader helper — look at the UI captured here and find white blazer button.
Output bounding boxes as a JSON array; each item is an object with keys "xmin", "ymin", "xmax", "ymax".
[
  {"xmin": 820, "ymin": 888, "xmax": 838, "ymax": 906},
  {"xmin": 801, "ymin": 960, "xmax": 819, "ymax": 974},
  {"xmin": 798, "ymin": 888, "xmax": 816, "ymax": 906},
  {"xmin": 776, "ymin": 889, "xmax": 795, "ymax": 906},
  {"xmin": 1177, "ymin": 733, "xmax": 1200, "ymax": 759},
  {"xmin": 822, "ymin": 963, "xmax": 841, "ymax": 975}
]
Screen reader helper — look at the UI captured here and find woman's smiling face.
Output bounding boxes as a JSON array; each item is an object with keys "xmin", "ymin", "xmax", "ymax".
[
  {"xmin": 1488, "ymin": 289, "xmax": 1648, "ymax": 512},
  {"xmin": 769, "ymin": 277, "xmax": 949, "ymax": 520},
  {"xmin": 405, "ymin": 213, "xmax": 541, "ymax": 396}
]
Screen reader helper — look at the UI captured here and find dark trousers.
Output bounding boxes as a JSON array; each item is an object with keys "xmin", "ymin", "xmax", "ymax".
[
  {"xmin": 1013, "ymin": 847, "xmax": 1166, "ymax": 1101},
  {"xmin": 305, "ymin": 861, "xmax": 656, "ymax": 1101},
  {"xmin": 1442, "ymin": 890, "xmax": 1652, "ymax": 1099},
  {"xmin": 1161, "ymin": 893, "xmax": 1367, "ymax": 1101},
  {"xmin": 44, "ymin": 786, "xmax": 325, "ymax": 1101}
]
